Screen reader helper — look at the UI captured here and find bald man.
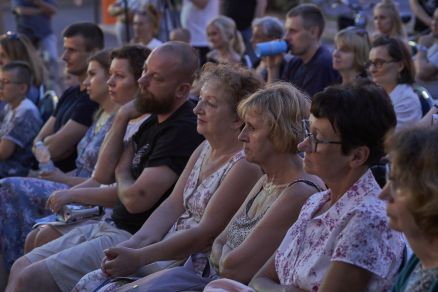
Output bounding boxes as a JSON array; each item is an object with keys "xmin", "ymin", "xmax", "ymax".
[{"xmin": 7, "ymin": 42, "xmax": 204, "ymax": 292}]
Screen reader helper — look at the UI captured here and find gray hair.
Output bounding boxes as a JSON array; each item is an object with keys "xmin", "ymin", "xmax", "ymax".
[{"xmin": 251, "ymin": 16, "xmax": 284, "ymax": 40}]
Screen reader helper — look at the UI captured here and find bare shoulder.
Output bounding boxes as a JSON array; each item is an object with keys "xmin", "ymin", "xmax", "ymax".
[{"xmin": 282, "ymin": 174, "xmax": 325, "ymax": 201}]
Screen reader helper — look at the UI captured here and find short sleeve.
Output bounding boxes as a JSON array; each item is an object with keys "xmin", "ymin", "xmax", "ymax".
[
  {"xmin": 3, "ymin": 109, "xmax": 42, "ymax": 148},
  {"xmin": 68, "ymin": 97, "xmax": 98, "ymax": 127},
  {"xmin": 331, "ymin": 210, "xmax": 402, "ymax": 278},
  {"xmin": 145, "ymin": 123, "xmax": 203, "ymax": 175}
]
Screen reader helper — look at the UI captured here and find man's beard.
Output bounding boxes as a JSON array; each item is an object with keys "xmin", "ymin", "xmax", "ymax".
[{"xmin": 135, "ymin": 88, "xmax": 174, "ymax": 115}]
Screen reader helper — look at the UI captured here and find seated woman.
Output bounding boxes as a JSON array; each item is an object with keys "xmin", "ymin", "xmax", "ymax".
[
  {"xmin": 206, "ymin": 16, "xmax": 246, "ymax": 66},
  {"xmin": 0, "ymin": 32, "xmax": 49, "ymax": 113},
  {"xmin": 131, "ymin": 5, "xmax": 162, "ymax": 50},
  {"xmin": 332, "ymin": 26, "xmax": 371, "ymax": 84},
  {"xmin": 23, "ymin": 45, "xmax": 152, "ymax": 251},
  {"xmin": 372, "ymin": 0, "xmax": 407, "ymax": 42},
  {"xmin": 381, "ymin": 127, "xmax": 438, "ymax": 291},
  {"xmin": 0, "ymin": 47, "xmax": 147, "ymax": 274},
  {"xmin": 73, "ymin": 63, "xmax": 264, "ymax": 291},
  {"xmin": 247, "ymin": 80, "xmax": 405, "ymax": 291},
  {"xmin": 90, "ymin": 82, "xmax": 325, "ymax": 291},
  {"xmin": 0, "ymin": 61, "xmax": 42, "ymax": 178},
  {"xmin": 369, "ymin": 36, "xmax": 422, "ymax": 129}
]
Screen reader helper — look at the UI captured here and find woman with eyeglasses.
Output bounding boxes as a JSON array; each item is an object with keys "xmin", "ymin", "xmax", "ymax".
[
  {"xmin": 369, "ymin": 36, "xmax": 422, "ymax": 129},
  {"xmin": 332, "ymin": 27, "xmax": 371, "ymax": 85},
  {"xmin": 380, "ymin": 127, "xmax": 438, "ymax": 292},
  {"xmin": 0, "ymin": 32, "xmax": 49, "ymax": 115},
  {"xmin": 248, "ymin": 80, "xmax": 404, "ymax": 292}
]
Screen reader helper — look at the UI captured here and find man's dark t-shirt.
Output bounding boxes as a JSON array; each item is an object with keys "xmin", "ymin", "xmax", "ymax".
[
  {"xmin": 281, "ymin": 46, "xmax": 340, "ymax": 97},
  {"xmin": 112, "ymin": 100, "xmax": 204, "ymax": 234},
  {"xmin": 51, "ymin": 85, "xmax": 98, "ymax": 172}
]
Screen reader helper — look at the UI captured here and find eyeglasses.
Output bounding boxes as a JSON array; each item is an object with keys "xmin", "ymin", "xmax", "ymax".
[
  {"xmin": 302, "ymin": 119, "xmax": 342, "ymax": 152},
  {"xmin": 366, "ymin": 59, "xmax": 396, "ymax": 69},
  {"xmin": 0, "ymin": 79, "xmax": 21, "ymax": 86}
]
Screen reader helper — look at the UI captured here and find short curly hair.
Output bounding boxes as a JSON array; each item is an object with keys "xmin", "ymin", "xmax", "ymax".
[
  {"xmin": 199, "ymin": 62, "xmax": 263, "ymax": 115},
  {"xmin": 386, "ymin": 126, "xmax": 438, "ymax": 238},
  {"xmin": 238, "ymin": 82, "xmax": 310, "ymax": 154}
]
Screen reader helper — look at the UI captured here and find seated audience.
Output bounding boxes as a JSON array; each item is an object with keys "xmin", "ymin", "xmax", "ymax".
[
  {"xmin": 414, "ymin": 8, "xmax": 438, "ymax": 82},
  {"xmin": 6, "ymin": 41, "xmax": 204, "ymax": 292},
  {"xmin": 0, "ymin": 61, "xmax": 42, "ymax": 177},
  {"xmin": 250, "ymin": 16, "xmax": 289, "ymax": 80},
  {"xmin": 333, "ymin": 26, "xmax": 371, "ymax": 84},
  {"xmin": 0, "ymin": 49, "xmax": 117, "ymax": 278},
  {"xmin": 73, "ymin": 62, "xmax": 264, "ymax": 291},
  {"xmin": 372, "ymin": 0, "xmax": 407, "ymax": 42},
  {"xmin": 266, "ymin": 4, "xmax": 340, "ymax": 96},
  {"xmin": 381, "ymin": 127, "xmax": 438, "ymax": 291},
  {"xmin": 32, "ymin": 22, "xmax": 102, "ymax": 173},
  {"xmin": 206, "ymin": 16, "xmax": 246, "ymax": 65},
  {"xmin": 169, "ymin": 27, "xmax": 191, "ymax": 43},
  {"xmin": 0, "ymin": 32, "xmax": 49, "ymax": 112},
  {"xmin": 90, "ymin": 82, "xmax": 324, "ymax": 291},
  {"xmin": 23, "ymin": 45, "xmax": 151, "ymax": 252},
  {"xmin": 247, "ymin": 80, "xmax": 405, "ymax": 291},
  {"xmin": 131, "ymin": 5, "xmax": 162, "ymax": 50},
  {"xmin": 369, "ymin": 36, "xmax": 422, "ymax": 129}
]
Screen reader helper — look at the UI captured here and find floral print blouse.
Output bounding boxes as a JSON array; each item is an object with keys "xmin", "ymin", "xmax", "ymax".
[{"xmin": 275, "ymin": 169, "xmax": 405, "ymax": 292}]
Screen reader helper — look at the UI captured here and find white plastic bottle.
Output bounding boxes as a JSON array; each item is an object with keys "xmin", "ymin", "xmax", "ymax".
[{"xmin": 34, "ymin": 141, "xmax": 55, "ymax": 174}]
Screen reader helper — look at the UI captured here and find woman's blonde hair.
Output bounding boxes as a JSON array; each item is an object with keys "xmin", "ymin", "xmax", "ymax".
[
  {"xmin": 335, "ymin": 27, "xmax": 371, "ymax": 75},
  {"xmin": 374, "ymin": 0, "xmax": 406, "ymax": 39},
  {"xmin": 208, "ymin": 16, "xmax": 245, "ymax": 56},
  {"xmin": 238, "ymin": 82, "xmax": 310, "ymax": 153},
  {"xmin": 386, "ymin": 126, "xmax": 438, "ymax": 239},
  {"xmin": 0, "ymin": 32, "xmax": 48, "ymax": 87}
]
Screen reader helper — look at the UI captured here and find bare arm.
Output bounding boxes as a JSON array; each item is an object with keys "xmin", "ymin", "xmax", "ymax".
[
  {"xmin": 43, "ymin": 119, "xmax": 88, "ymax": 160},
  {"xmin": 121, "ymin": 144, "xmax": 204, "ymax": 248},
  {"xmin": 254, "ymin": 0, "xmax": 267, "ymax": 18},
  {"xmin": 0, "ymin": 139, "xmax": 16, "ymax": 160},
  {"xmin": 250, "ymin": 254, "xmax": 306, "ymax": 292},
  {"xmin": 14, "ymin": 0, "xmax": 56, "ymax": 16},
  {"xmin": 114, "ymin": 142, "xmax": 179, "ymax": 214},
  {"xmin": 410, "ymin": 0, "xmax": 433, "ymax": 28},
  {"xmin": 318, "ymin": 262, "xmax": 372, "ymax": 292},
  {"xmin": 103, "ymin": 159, "xmax": 262, "ymax": 277},
  {"xmin": 93, "ymin": 102, "xmax": 139, "ymax": 184},
  {"xmin": 37, "ymin": 168, "xmax": 88, "ymax": 186},
  {"xmin": 418, "ymin": 104, "xmax": 438, "ymax": 126},
  {"xmin": 34, "ymin": 116, "xmax": 56, "ymax": 144},
  {"xmin": 47, "ymin": 185, "xmax": 119, "ymax": 213},
  {"xmin": 219, "ymin": 183, "xmax": 315, "ymax": 284}
]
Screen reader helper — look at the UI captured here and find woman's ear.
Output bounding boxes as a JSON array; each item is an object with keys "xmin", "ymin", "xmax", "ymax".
[{"xmin": 349, "ymin": 145, "xmax": 370, "ymax": 168}]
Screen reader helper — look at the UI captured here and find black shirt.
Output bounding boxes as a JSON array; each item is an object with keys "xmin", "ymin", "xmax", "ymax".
[
  {"xmin": 112, "ymin": 100, "xmax": 204, "ymax": 234},
  {"xmin": 281, "ymin": 46, "xmax": 340, "ymax": 98},
  {"xmin": 222, "ymin": 0, "xmax": 256, "ymax": 31},
  {"xmin": 52, "ymin": 85, "xmax": 99, "ymax": 172}
]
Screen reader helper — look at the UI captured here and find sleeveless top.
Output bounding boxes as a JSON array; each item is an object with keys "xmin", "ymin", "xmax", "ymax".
[
  {"xmin": 226, "ymin": 174, "xmax": 321, "ymax": 249},
  {"xmin": 166, "ymin": 141, "xmax": 245, "ymax": 274}
]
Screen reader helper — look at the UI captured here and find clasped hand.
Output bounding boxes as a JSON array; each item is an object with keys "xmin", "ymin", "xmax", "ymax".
[{"xmin": 101, "ymin": 246, "xmax": 142, "ymax": 277}]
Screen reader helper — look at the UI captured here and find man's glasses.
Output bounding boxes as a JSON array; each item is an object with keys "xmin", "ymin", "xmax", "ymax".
[
  {"xmin": 366, "ymin": 59, "xmax": 396, "ymax": 69},
  {"xmin": 302, "ymin": 119, "xmax": 342, "ymax": 152}
]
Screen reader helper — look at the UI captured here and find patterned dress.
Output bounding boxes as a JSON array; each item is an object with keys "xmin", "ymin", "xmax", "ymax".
[
  {"xmin": 275, "ymin": 170, "xmax": 405, "ymax": 292},
  {"xmin": 0, "ymin": 113, "xmax": 114, "ymax": 270},
  {"xmin": 73, "ymin": 141, "xmax": 245, "ymax": 292}
]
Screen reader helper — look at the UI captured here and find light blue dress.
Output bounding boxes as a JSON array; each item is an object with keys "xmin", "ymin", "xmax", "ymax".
[{"xmin": 0, "ymin": 112, "xmax": 114, "ymax": 270}]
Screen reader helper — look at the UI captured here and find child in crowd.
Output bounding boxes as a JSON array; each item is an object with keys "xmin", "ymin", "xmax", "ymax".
[{"xmin": 0, "ymin": 61, "xmax": 42, "ymax": 177}]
